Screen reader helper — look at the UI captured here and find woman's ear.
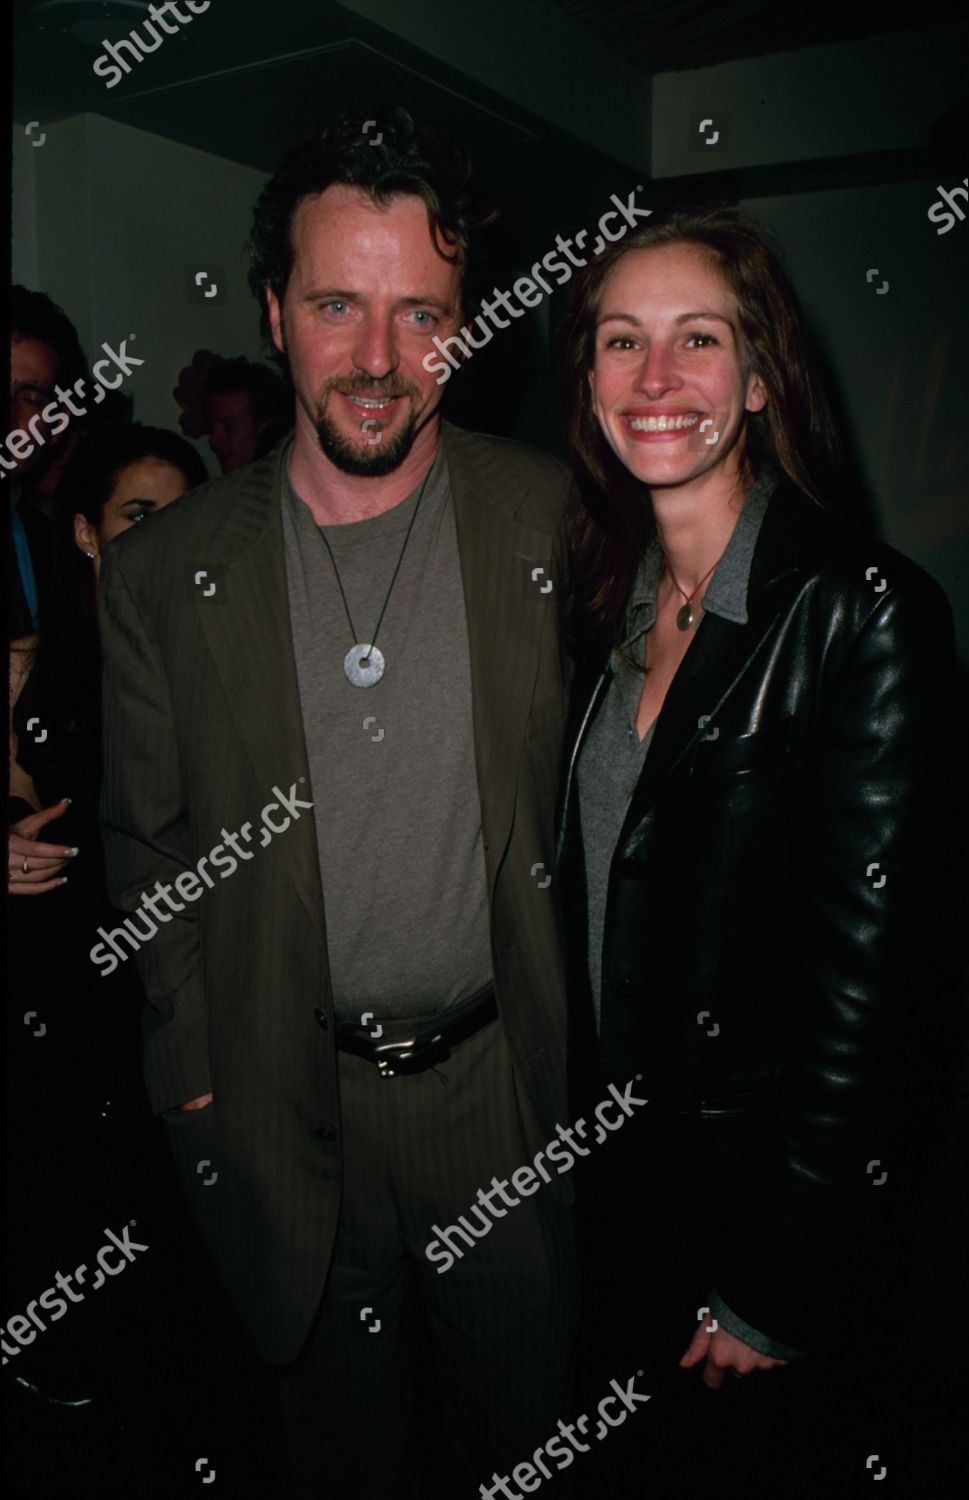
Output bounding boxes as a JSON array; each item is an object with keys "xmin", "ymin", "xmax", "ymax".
[
  {"xmin": 745, "ymin": 370, "xmax": 768, "ymax": 414},
  {"xmin": 74, "ymin": 512, "xmax": 98, "ymax": 559}
]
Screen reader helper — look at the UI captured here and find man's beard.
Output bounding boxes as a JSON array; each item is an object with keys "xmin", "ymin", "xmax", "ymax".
[{"xmin": 314, "ymin": 380, "xmax": 419, "ymax": 477}]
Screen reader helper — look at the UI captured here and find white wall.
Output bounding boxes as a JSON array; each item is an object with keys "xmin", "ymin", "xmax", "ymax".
[
  {"xmin": 20, "ymin": 113, "xmax": 269, "ymax": 473},
  {"xmin": 650, "ymin": 35, "xmax": 968, "ymax": 657},
  {"xmin": 743, "ymin": 182, "xmax": 968, "ymax": 654},
  {"xmin": 12, "ymin": 120, "xmax": 40, "ymax": 288},
  {"xmin": 652, "ymin": 25, "xmax": 965, "ymax": 177}
]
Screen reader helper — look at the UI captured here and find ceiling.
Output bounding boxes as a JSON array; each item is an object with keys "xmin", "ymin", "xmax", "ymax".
[
  {"xmin": 12, "ymin": 0, "xmax": 967, "ymax": 214},
  {"xmin": 550, "ymin": 0, "xmax": 968, "ymax": 75},
  {"xmin": 11, "ymin": 0, "xmax": 640, "ymax": 242}
]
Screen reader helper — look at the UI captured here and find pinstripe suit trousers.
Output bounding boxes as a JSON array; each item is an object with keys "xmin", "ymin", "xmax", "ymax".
[{"xmin": 275, "ymin": 1017, "xmax": 577, "ymax": 1499}]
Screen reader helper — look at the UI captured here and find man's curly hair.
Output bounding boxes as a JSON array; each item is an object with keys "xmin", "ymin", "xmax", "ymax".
[{"xmin": 247, "ymin": 106, "xmax": 494, "ymax": 341}]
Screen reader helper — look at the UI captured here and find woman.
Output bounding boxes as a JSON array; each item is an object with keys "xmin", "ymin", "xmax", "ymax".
[
  {"xmin": 557, "ymin": 207, "xmax": 960, "ymax": 1495},
  {"xmin": 10, "ymin": 423, "xmax": 208, "ymax": 890},
  {"xmin": 6, "ymin": 424, "xmax": 207, "ymax": 1475}
]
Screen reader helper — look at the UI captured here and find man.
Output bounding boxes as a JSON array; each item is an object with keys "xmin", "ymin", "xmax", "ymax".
[
  {"xmin": 206, "ymin": 356, "xmax": 290, "ymax": 473},
  {"xmin": 173, "ymin": 351, "xmax": 291, "ymax": 475},
  {"xmin": 6, "ymin": 287, "xmax": 89, "ymax": 637},
  {"xmin": 99, "ymin": 108, "xmax": 576, "ymax": 1498}
]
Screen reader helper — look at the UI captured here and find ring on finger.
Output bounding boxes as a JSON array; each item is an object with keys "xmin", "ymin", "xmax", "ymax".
[{"xmin": 22, "ymin": 857, "xmax": 29, "ymax": 875}]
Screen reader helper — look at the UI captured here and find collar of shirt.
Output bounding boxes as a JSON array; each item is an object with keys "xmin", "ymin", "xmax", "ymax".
[{"xmin": 619, "ymin": 465, "xmax": 779, "ymax": 654}]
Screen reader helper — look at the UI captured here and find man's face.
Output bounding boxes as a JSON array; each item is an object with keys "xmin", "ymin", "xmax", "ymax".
[
  {"xmin": 267, "ymin": 184, "xmax": 463, "ymax": 477},
  {"xmin": 10, "ymin": 334, "xmax": 59, "ymax": 459},
  {"xmin": 209, "ymin": 389, "xmax": 265, "ymax": 473}
]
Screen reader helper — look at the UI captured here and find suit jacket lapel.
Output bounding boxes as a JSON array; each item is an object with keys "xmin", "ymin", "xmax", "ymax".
[
  {"xmin": 193, "ymin": 425, "xmax": 561, "ymax": 926},
  {"xmin": 445, "ymin": 422, "xmax": 557, "ymax": 898},
  {"xmin": 192, "ymin": 445, "xmax": 323, "ymax": 936}
]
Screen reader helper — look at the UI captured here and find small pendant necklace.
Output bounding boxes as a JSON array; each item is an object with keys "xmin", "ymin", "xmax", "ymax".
[
  {"xmin": 317, "ymin": 466, "xmax": 431, "ymax": 687},
  {"xmin": 662, "ymin": 549, "xmax": 724, "ymax": 631}
]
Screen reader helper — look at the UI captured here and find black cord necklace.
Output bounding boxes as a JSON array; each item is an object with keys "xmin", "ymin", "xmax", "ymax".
[{"xmin": 317, "ymin": 465, "xmax": 432, "ymax": 688}]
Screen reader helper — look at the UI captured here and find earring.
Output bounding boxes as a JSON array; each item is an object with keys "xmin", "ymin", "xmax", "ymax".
[{"xmin": 85, "ymin": 551, "xmax": 95, "ymax": 558}]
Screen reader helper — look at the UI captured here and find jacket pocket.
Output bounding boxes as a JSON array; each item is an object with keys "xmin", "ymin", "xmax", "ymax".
[
  {"xmin": 695, "ymin": 1089, "xmax": 775, "ymax": 1119},
  {"xmin": 690, "ymin": 718, "xmax": 793, "ymax": 780}
]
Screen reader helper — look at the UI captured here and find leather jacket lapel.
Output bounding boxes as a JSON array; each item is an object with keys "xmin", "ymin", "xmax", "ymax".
[
  {"xmin": 561, "ymin": 484, "xmax": 810, "ymax": 851},
  {"xmin": 557, "ymin": 660, "xmax": 611, "ymax": 865},
  {"xmin": 617, "ymin": 571, "xmax": 802, "ymax": 839}
]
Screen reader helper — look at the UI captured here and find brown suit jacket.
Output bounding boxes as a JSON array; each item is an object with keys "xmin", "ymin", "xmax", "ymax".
[{"xmin": 98, "ymin": 421, "xmax": 573, "ymax": 1362}]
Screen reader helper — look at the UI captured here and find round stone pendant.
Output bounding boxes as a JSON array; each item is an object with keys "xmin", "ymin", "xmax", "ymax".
[
  {"xmin": 676, "ymin": 602, "xmax": 695, "ymax": 631},
  {"xmin": 344, "ymin": 643, "xmax": 386, "ymax": 688}
]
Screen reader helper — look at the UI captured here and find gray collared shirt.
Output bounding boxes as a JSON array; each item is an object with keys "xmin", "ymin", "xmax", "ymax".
[{"xmin": 577, "ymin": 466, "xmax": 778, "ymax": 1024}]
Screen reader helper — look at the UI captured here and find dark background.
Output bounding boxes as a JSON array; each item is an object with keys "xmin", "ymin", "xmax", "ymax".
[{"xmin": 7, "ymin": 1, "xmax": 968, "ymax": 1495}]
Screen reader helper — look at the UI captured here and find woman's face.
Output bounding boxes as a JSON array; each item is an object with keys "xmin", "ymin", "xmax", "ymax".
[
  {"xmin": 588, "ymin": 241, "xmax": 767, "ymax": 495},
  {"xmin": 74, "ymin": 457, "xmax": 191, "ymax": 579}
]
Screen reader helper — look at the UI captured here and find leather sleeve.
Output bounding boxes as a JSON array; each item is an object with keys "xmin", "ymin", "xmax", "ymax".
[
  {"xmin": 716, "ymin": 563, "xmax": 961, "ymax": 1347},
  {"xmin": 98, "ymin": 545, "xmax": 211, "ymax": 1114}
]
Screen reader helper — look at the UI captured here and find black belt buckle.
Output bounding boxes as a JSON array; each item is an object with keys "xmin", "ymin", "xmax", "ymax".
[{"xmin": 374, "ymin": 1028, "xmax": 450, "ymax": 1078}]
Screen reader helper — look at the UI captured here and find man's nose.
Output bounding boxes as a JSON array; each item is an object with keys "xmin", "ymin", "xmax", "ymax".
[{"xmin": 352, "ymin": 316, "xmax": 400, "ymax": 380}]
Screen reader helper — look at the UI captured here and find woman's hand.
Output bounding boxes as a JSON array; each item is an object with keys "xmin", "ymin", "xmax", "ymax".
[
  {"xmin": 178, "ymin": 1093, "xmax": 214, "ymax": 1112},
  {"xmin": 7, "ymin": 799, "xmax": 76, "ymax": 895},
  {"xmin": 679, "ymin": 1320, "xmax": 788, "ymax": 1390}
]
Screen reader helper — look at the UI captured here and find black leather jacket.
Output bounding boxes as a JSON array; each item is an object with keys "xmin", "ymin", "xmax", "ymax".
[{"xmin": 557, "ymin": 477, "xmax": 963, "ymax": 1349}]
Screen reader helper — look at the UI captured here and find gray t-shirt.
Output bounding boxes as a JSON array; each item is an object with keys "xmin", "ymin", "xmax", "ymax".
[{"xmin": 281, "ymin": 441, "xmax": 492, "ymax": 1020}]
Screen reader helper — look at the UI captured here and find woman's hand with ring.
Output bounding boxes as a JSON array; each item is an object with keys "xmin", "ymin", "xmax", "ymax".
[
  {"xmin": 8, "ymin": 800, "xmax": 77, "ymax": 895},
  {"xmin": 679, "ymin": 1320, "xmax": 788, "ymax": 1390}
]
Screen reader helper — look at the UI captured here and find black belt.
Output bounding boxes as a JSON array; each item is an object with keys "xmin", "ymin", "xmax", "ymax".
[{"xmin": 336, "ymin": 987, "xmax": 498, "ymax": 1077}]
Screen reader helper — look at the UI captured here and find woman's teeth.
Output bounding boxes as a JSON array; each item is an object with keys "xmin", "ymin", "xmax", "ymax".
[{"xmin": 627, "ymin": 413, "xmax": 700, "ymax": 432}]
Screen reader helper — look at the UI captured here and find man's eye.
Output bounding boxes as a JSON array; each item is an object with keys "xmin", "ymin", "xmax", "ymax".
[
  {"xmin": 321, "ymin": 300, "xmax": 350, "ymax": 316},
  {"xmin": 408, "ymin": 310, "xmax": 436, "ymax": 327},
  {"xmin": 18, "ymin": 388, "xmax": 47, "ymax": 408}
]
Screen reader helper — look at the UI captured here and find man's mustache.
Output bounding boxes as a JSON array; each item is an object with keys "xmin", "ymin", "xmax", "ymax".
[{"xmin": 323, "ymin": 378, "xmax": 418, "ymax": 402}]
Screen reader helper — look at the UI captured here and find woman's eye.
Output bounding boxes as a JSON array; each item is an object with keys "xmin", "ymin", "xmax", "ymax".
[
  {"xmin": 604, "ymin": 336, "xmax": 638, "ymax": 351},
  {"xmin": 685, "ymin": 333, "xmax": 718, "ymax": 348}
]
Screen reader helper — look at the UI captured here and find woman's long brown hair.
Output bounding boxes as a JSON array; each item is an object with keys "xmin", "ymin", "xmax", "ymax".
[{"xmin": 561, "ymin": 204, "xmax": 842, "ymax": 661}]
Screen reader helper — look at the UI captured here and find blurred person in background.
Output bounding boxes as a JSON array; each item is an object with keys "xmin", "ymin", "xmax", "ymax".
[
  {"xmin": 6, "ymin": 424, "xmax": 207, "ymax": 1481},
  {"xmin": 174, "ymin": 349, "xmax": 291, "ymax": 474},
  {"xmin": 7, "ymin": 286, "xmax": 91, "ymax": 639}
]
